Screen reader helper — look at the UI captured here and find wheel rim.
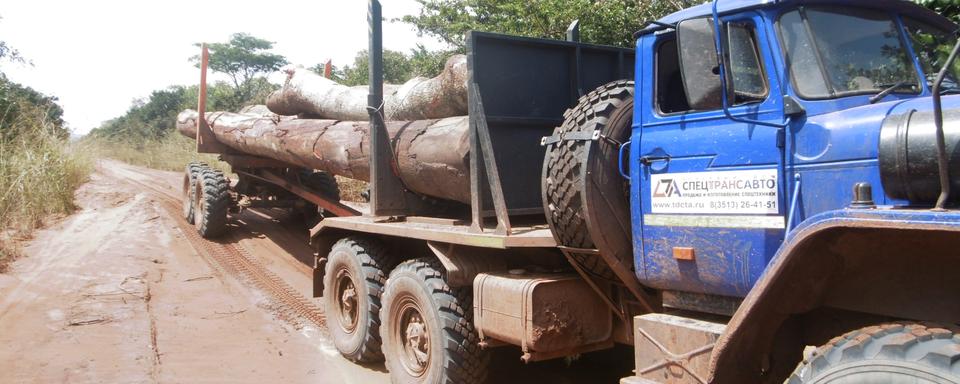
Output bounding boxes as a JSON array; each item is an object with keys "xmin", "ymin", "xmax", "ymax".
[
  {"xmin": 333, "ymin": 268, "xmax": 359, "ymax": 333},
  {"xmin": 394, "ymin": 295, "xmax": 430, "ymax": 377}
]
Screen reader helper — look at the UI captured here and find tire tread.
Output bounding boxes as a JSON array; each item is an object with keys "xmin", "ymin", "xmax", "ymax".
[
  {"xmin": 789, "ymin": 322, "xmax": 960, "ymax": 383},
  {"xmin": 542, "ymin": 80, "xmax": 634, "ymax": 280},
  {"xmin": 326, "ymin": 236, "xmax": 397, "ymax": 362},
  {"xmin": 382, "ymin": 258, "xmax": 489, "ymax": 384}
]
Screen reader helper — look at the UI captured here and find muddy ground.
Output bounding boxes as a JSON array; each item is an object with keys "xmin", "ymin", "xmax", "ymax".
[{"xmin": 0, "ymin": 160, "xmax": 633, "ymax": 383}]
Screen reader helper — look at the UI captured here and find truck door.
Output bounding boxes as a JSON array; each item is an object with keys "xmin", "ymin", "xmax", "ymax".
[{"xmin": 635, "ymin": 16, "xmax": 787, "ymax": 298}]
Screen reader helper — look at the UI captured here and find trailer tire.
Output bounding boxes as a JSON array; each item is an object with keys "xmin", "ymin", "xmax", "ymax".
[
  {"xmin": 324, "ymin": 236, "xmax": 396, "ymax": 363},
  {"xmin": 194, "ymin": 169, "xmax": 230, "ymax": 238},
  {"xmin": 381, "ymin": 258, "xmax": 488, "ymax": 384},
  {"xmin": 787, "ymin": 322, "xmax": 960, "ymax": 384},
  {"xmin": 542, "ymin": 80, "xmax": 634, "ymax": 281},
  {"xmin": 182, "ymin": 162, "xmax": 208, "ymax": 224}
]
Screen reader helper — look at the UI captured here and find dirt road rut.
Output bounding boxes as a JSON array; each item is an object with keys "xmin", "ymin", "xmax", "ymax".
[{"xmin": 0, "ymin": 160, "xmax": 385, "ymax": 383}]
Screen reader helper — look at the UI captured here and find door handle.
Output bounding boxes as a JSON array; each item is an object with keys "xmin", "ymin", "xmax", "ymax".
[
  {"xmin": 639, "ymin": 155, "xmax": 671, "ymax": 166},
  {"xmin": 618, "ymin": 140, "xmax": 631, "ymax": 179}
]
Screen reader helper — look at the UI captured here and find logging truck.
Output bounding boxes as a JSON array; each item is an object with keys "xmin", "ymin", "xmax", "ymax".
[{"xmin": 180, "ymin": 0, "xmax": 960, "ymax": 382}]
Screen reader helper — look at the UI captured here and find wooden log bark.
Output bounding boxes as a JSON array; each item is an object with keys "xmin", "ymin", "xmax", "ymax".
[
  {"xmin": 176, "ymin": 109, "xmax": 471, "ymax": 203},
  {"xmin": 265, "ymin": 55, "xmax": 468, "ymax": 121}
]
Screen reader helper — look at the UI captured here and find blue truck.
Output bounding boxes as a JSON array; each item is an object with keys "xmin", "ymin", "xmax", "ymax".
[{"xmin": 182, "ymin": 0, "xmax": 960, "ymax": 382}]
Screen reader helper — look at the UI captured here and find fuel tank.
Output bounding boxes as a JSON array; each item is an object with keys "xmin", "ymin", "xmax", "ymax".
[{"xmin": 879, "ymin": 107, "xmax": 960, "ymax": 203}]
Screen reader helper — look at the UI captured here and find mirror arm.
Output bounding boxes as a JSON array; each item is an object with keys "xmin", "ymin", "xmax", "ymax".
[{"xmin": 711, "ymin": 0, "xmax": 790, "ymax": 129}]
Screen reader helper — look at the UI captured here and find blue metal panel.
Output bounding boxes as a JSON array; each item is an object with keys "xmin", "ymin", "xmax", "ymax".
[
  {"xmin": 785, "ymin": 94, "xmax": 960, "ymax": 223},
  {"xmin": 632, "ymin": 12, "xmax": 787, "ymax": 297}
]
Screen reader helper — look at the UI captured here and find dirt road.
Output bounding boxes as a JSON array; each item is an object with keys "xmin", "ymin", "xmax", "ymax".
[{"xmin": 0, "ymin": 160, "xmax": 632, "ymax": 383}]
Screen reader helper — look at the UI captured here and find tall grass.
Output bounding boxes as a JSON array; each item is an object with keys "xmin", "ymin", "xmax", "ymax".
[
  {"xmin": 92, "ymin": 132, "xmax": 369, "ymax": 202},
  {"xmin": 0, "ymin": 114, "xmax": 93, "ymax": 270},
  {"xmin": 89, "ymin": 132, "xmax": 226, "ymax": 172}
]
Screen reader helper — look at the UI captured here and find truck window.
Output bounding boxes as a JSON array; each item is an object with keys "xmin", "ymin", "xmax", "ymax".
[
  {"xmin": 656, "ymin": 37, "xmax": 691, "ymax": 114},
  {"xmin": 903, "ymin": 17, "xmax": 960, "ymax": 92},
  {"xmin": 727, "ymin": 23, "xmax": 768, "ymax": 101},
  {"xmin": 779, "ymin": 7, "xmax": 921, "ymax": 99},
  {"xmin": 657, "ymin": 23, "xmax": 767, "ymax": 115}
]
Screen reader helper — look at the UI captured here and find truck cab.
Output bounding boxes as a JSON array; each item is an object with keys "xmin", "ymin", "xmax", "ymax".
[
  {"xmin": 619, "ymin": 0, "xmax": 960, "ymax": 382},
  {"xmin": 631, "ymin": 0, "xmax": 960, "ymax": 303}
]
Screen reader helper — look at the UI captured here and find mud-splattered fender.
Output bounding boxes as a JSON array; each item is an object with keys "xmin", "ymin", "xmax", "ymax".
[{"xmin": 708, "ymin": 208, "xmax": 960, "ymax": 383}]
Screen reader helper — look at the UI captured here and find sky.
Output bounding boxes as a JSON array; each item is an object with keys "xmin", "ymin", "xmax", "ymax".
[{"xmin": 0, "ymin": 0, "xmax": 445, "ymax": 135}]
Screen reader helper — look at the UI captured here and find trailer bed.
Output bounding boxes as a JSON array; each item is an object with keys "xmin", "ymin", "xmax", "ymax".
[{"xmin": 312, "ymin": 216, "xmax": 556, "ymax": 249}]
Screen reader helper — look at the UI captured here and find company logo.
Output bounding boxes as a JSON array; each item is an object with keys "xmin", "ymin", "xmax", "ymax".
[{"xmin": 653, "ymin": 179, "xmax": 682, "ymax": 197}]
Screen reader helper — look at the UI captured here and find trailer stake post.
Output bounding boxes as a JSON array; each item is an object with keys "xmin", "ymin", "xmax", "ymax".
[
  {"xmin": 367, "ymin": 0, "xmax": 415, "ymax": 217},
  {"xmin": 195, "ymin": 44, "xmax": 228, "ymax": 154}
]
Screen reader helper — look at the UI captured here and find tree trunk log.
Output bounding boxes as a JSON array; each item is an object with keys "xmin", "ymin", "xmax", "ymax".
[
  {"xmin": 265, "ymin": 55, "xmax": 468, "ymax": 121},
  {"xmin": 176, "ymin": 109, "xmax": 471, "ymax": 203}
]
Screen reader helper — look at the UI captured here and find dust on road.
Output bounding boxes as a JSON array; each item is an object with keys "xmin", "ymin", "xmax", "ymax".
[
  {"xmin": 0, "ymin": 160, "xmax": 385, "ymax": 383},
  {"xmin": 0, "ymin": 160, "xmax": 633, "ymax": 384}
]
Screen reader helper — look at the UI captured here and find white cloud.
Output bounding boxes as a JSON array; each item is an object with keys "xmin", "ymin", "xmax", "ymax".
[{"xmin": 0, "ymin": 0, "xmax": 444, "ymax": 134}]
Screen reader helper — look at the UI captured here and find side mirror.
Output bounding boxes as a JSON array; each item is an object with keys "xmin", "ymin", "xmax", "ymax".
[{"xmin": 677, "ymin": 17, "xmax": 722, "ymax": 110}]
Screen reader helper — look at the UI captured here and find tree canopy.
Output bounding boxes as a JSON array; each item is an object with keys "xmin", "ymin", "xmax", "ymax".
[
  {"xmin": 917, "ymin": 0, "xmax": 960, "ymax": 23},
  {"xmin": 313, "ymin": 46, "xmax": 451, "ymax": 86},
  {"xmin": 190, "ymin": 33, "xmax": 287, "ymax": 106},
  {"xmin": 0, "ymin": 74, "xmax": 67, "ymax": 141},
  {"xmin": 94, "ymin": 33, "xmax": 286, "ymax": 142},
  {"xmin": 0, "ymin": 26, "xmax": 66, "ymax": 141},
  {"xmin": 0, "ymin": 17, "xmax": 26, "ymax": 65},
  {"xmin": 401, "ymin": 0, "xmax": 684, "ymax": 49}
]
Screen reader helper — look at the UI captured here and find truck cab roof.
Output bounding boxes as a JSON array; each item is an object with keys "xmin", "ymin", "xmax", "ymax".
[{"xmin": 643, "ymin": 0, "xmax": 954, "ymax": 35}]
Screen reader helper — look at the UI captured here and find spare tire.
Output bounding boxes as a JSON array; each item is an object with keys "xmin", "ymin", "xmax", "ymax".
[{"xmin": 541, "ymin": 80, "xmax": 634, "ymax": 281}]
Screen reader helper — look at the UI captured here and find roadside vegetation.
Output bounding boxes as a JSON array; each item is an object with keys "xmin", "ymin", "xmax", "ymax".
[{"xmin": 0, "ymin": 42, "xmax": 92, "ymax": 269}]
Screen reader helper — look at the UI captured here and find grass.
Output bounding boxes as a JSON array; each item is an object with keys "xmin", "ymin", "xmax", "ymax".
[
  {"xmin": 336, "ymin": 176, "xmax": 368, "ymax": 203},
  {"xmin": 89, "ymin": 133, "xmax": 227, "ymax": 173},
  {"xmin": 93, "ymin": 131, "xmax": 369, "ymax": 203},
  {"xmin": 0, "ymin": 120, "xmax": 93, "ymax": 271}
]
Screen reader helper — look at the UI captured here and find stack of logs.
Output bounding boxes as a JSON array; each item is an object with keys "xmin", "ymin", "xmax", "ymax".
[{"xmin": 177, "ymin": 55, "xmax": 472, "ymax": 203}]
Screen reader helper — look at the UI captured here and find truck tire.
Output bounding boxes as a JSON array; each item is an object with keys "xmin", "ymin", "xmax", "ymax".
[
  {"xmin": 542, "ymin": 80, "xmax": 634, "ymax": 281},
  {"xmin": 324, "ymin": 236, "xmax": 396, "ymax": 362},
  {"xmin": 302, "ymin": 170, "xmax": 341, "ymax": 201},
  {"xmin": 301, "ymin": 170, "xmax": 341, "ymax": 225},
  {"xmin": 787, "ymin": 322, "xmax": 960, "ymax": 383},
  {"xmin": 381, "ymin": 258, "xmax": 488, "ymax": 384},
  {"xmin": 194, "ymin": 169, "xmax": 230, "ymax": 238},
  {"xmin": 182, "ymin": 162, "xmax": 208, "ymax": 224}
]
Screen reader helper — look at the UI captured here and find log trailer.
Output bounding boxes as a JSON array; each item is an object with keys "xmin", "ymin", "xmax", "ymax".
[{"xmin": 181, "ymin": 0, "xmax": 960, "ymax": 382}]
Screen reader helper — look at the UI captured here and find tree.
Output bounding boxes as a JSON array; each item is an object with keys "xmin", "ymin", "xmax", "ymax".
[
  {"xmin": 401, "ymin": 0, "xmax": 684, "ymax": 49},
  {"xmin": 0, "ymin": 19, "xmax": 62, "ymax": 141},
  {"xmin": 191, "ymin": 33, "xmax": 287, "ymax": 108},
  {"xmin": 341, "ymin": 49, "xmax": 412, "ymax": 86},
  {"xmin": 310, "ymin": 46, "xmax": 453, "ymax": 87},
  {"xmin": 89, "ymin": 81, "xmax": 244, "ymax": 141},
  {"xmin": 0, "ymin": 17, "xmax": 26, "ymax": 65},
  {"xmin": 407, "ymin": 44, "xmax": 451, "ymax": 80},
  {"xmin": 917, "ymin": 0, "xmax": 960, "ymax": 23},
  {"xmin": 0, "ymin": 74, "xmax": 67, "ymax": 141}
]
